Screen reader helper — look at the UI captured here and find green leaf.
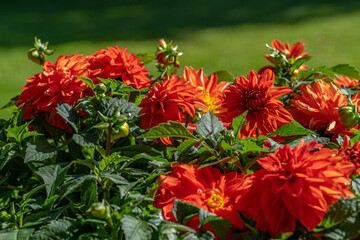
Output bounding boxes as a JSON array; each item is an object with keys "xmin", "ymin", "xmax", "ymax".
[
  {"xmin": 56, "ymin": 102, "xmax": 80, "ymax": 133},
  {"xmin": 267, "ymin": 121, "xmax": 318, "ymax": 137},
  {"xmin": 297, "ymin": 66, "xmax": 336, "ymax": 81},
  {"xmin": 99, "ymin": 171, "xmax": 129, "ymax": 185},
  {"xmin": 318, "ymin": 197, "xmax": 358, "ymax": 229},
  {"xmin": 196, "ymin": 112, "xmax": 225, "ymax": 139},
  {"xmin": 29, "ymin": 219, "xmax": 75, "ymax": 240},
  {"xmin": 138, "ymin": 121, "xmax": 196, "ymax": 140},
  {"xmin": 199, "ymin": 209, "xmax": 232, "ymax": 240},
  {"xmin": 177, "ymin": 139, "xmax": 198, "ymax": 156},
  {"xmin": 120, "ymin": 215, "xmax": 152, "ymax": 240},
  {"xmin": 352, "ymin": 178, "xmax": 360, "ymax": 197},
  {"xmin": 112, "ymin": 144, "xmax": 164, "ymax": 158},
  {"xmin": 0, "ymin": 228, "xmax": 34, "ymax": 240},
  {"xmin": 24, "ymin": 137, "xmax": 57, "ymax": 163},
  {"xmin": 232, "ymin": 111, "xmax": 248, "ymax": 138},
  {"xmin": 136, "ymin": 52, "xmax": 155, "ymax": 65},
  {"xmin": 291, "ymin": 56, "xmax": 311, "ymax": 72},
  {"xmin": 82, "ymin": 180, "xmax": 98, "ymax": 209},
  {"xmin": 6, "ymin": 123, "xmax": 28, "ymax": 142},
  {"xmin": 100, "ymin": 98, "xmax": 140, "ymax": 119},
  {"xmin": 239, "ymin": 139, "xmax": 267, "ymax": 154},
  {"xmin": 58, "ymin": 175, "xmax": 97, "ymax": 201},
  {"xmin": 72, "ymin": 133, "xmax": 98, "ymax": 148},
  {"xmin": 212, "ymin": 70, "xmax": 234, "ymax": 83},
  {"xmin": 36, "ymin": 163, "xmax": 71, "ymax": 198},
  {"xmin": 77, "ymin": 76, "xmax": 95, "ymax": 90},
  {"xmin": 23, "ymin": 184, "xmax": 46, "ymax": 201},
  {"xmin": 172, "ymin": 199, "xmax": 200, "ymax": 225},
  {"xmin": 97, "ymin": 77, "xmax": 121, "ymax": 88},
  {"xmin": 331, "ymin": 64, "xmax": 360, "ymax": 80},
  {"xmin": 0, "ymin": 142, "xmax": 16, "ymax": 171},
  {"xmin": 22, "ymin": 208, "xmax": 64, "ymax": 228}
]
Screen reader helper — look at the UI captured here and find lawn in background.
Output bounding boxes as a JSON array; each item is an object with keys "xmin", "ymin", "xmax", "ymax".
[{"xmin": 1, "ymin": 0, "xmax": 360, "ymax": 119}]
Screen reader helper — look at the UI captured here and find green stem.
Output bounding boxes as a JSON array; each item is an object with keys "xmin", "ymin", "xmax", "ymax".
[{"xmin": 106, "ymin": 123, "xmax": 114, "ymax": 157}]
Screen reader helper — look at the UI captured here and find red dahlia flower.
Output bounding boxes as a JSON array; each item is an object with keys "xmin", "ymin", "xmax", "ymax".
[
  {"xmin": 16, "ymin": 54, "xmax": 94, "ymax": 131},
  {"xmin": 138, "ymin": 75, "xmax": 206, "ymax": 130},
  {"xmin": 337, "ymin": 137, "xmax": 360, "ymax": 175},
  {"xmin": 89, "ymin": 46, "xmax": 151, "ymax": 89},
  {"xmin": 183, "ymin": 66, "xmax": 229, "ymax": 119},
  {"xmin": 238, "ymin": 140, "xmax": 354, "ymax": 236},
  {"xmin": 153, "ymin": 164, "xmax": 246, "ymax": 231},
  {"xmin": 265, "ymin": 39, "xmax": 309, "ymax": 64},
  {"xmin": 288, "ymin": 80, "xmax": 360, "ymax": 141},
  {"xmin": 333, "ymin": 75, "xmax": 360, "ymax": 89},
  {"xmin": 219, "ymin": 69, "xmax": 293, "ymax": 138}
]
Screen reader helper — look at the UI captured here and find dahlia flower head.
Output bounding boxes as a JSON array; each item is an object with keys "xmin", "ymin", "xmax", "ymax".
[
  {"xmin": 219, "ymin": 69, "xmax": 293, "ymax": 138},
  {"xmin": 16, "ymin": 54, "xmax": 94, "ymax": 131},
  {"xmin": 183, "ymin": 66, "xmax": 229, "ymax": 119},
  {"xmin": 88, "ymin": 45, "xmax": 151, "ymax": 90},
  {"xmin": 288, "ymin": 80, "xmax": 360, "ymax": 141},
  {"xmin": 337, "ymin": 136, "xmax": 360, "ymax": 175},
  {"xmin": 153, "ymin": 164, "xmax": 247, "ymax": 232},
  {"xmin": 238, "ymin": 140, "xmax": 354, "ymax": 236},
  {"xmin": 138, "ymin": 75, "xmax": 206, "ymax": 130}
]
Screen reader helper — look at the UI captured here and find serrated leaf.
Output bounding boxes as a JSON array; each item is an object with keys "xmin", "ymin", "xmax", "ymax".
[
  {"xmin": 291, "ymin": 56, "xmax": 311, "ymax": 72},
  {"xmin": 212, "ymin": 70, "xmax": 234, "ymax": 83},
  {"xmin": 198, "ymin": 209, "xmax": 232, "ymax": 240},
  {"xmin": 100, "ymin": 98, "xmax": 140, "ymax": 119},
  {"xmin": 99, "ymin": 171, "xmax": 129, "ymax": 185},
  {"xmin": 232, "ymin": 111, "xmax": 247, "ymax": 138},
  {"xmin": 56, "ymin": 102, "xmax": 79, "ymax": 133},
  {"xmin": 351, "ymin": 178, "xmax": 360, "ymax": 197},
  {"xmin": 22, "ymin": 208, "xmax": 64, "ymax": 228},
  {"xmin": 97, "ymin": 77, "xmax": 122, "ymax": 88},
  {"xmin": 196, "ymin": 112, "xmax": 225, "ymax": 139},
  {"xmin": 72, "ymin": 133, "xmax": 98, "ymax": 148},
  {"xmin": 138, "ymin": 121, "xmax": 196, "ymax": 140},
  {"xmin": 297, "ymin": 66, "xmax": 336, "ymax": 81},
  {"xmin": 172, "ymin": 199, "xmax": 200, "ymax": 225},
  {"xmin": 6, "ymin": 123, "xmax": 28, "ymax": 142},
  {"xmin": 77, "ymin": 76, "xmax": 95, "ymax": 89},
  {"xmin": 82, "ymin": 180, "xmax": 98, "ymax": 209},
  {"xmin": 177, "ymin": 139, "xmax": 198, "ymax": 156},
  {"xmin": 29, "ymin": 219, "xmax": 75, "ymax": 240},
  {"xmin": 120, "ymin": 215, "xmax": 152, "ymax": 240},
  {"xmin": 24, "ymin": 138, "xmax": 57, "ymax": 163},
  {"xmin": 267, "ymin": 121, "xmax": 318, "ymax": 137},
  {"xmin": 36, "ymin": 163, "xmax": 71, "ymax": 198},
  {"xmin": 239, "ymin": 139, "xmax": 267, "ymax": 154},
  {"xmin": 0, "ymin": 228, "xmax": 34, "ymax": 240},
  {"xmin": 331, "ymin": 64, "xmax": 360, "ymax": 80},
  {"xmin": 58, "ymin": 175, "xmax": 97, "ymax": 201},
  {"xmin": 318, "ymin": 197, "xmax": 358, "ymax": 229}
]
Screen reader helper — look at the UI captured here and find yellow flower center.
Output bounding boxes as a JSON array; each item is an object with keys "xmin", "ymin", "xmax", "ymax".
[
  {"xmin": 206, "ymin": 192, "xmax": 224, "ymax": 209},
  {"xmin": 201, "ymin": 93, "xmax": 220, "ymax": 115}
]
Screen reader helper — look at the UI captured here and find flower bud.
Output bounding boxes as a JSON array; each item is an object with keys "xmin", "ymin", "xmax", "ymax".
[
  {"xmin": 0, "ymin": 211, "xmax": 10, "ymax": 221},
  {"xmin": 89, "ymin": 202, "xmax": 110, "ymax": 219},
  {"xmin": 338, "ymin": 106, "xmax": 359, "ymax": 128}
]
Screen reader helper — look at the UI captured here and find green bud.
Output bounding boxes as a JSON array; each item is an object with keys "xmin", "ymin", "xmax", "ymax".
[
  {"xmin": 338, "ymin": 106, "xmax": 359, "ymax": 128},
  {"xmin": 89, "ymin": 202, "xmax": 110, "ymax": 219}
]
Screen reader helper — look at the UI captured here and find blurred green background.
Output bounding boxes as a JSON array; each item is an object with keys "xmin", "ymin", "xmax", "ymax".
[{"xmin": 1, "ymin": 0, "xmax": 360, "ymax": 119}]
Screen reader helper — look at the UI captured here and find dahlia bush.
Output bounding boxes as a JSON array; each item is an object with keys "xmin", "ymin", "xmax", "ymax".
[{"xmin": 1, "ymin": 38, "xmax": 360, "ymax": 240}]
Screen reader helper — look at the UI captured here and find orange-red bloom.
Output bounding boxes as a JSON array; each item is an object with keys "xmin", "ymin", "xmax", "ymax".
[
  {"xmin": 337, "ymin": 137, "xmax": 360, "ymax": 175},
  {"xmin": 16, "ymin": 54, "xmax": 94, "ymax": 131},
  {"xmin": 288, "ymin": 80, "xmax": 359, "ymax": 141},
  {"xmin": 219, "ymin": 69, "xmax": 293, "ymax": 138},
  {"xmin": 153, "ymin": 164, "xmax": 246, "ymax": 231},
  {"xmin": 238, "ymin": 140, "xmax": 354, "ymax": 236},
  {"xmin": 138, "ymin": 75, "xmax": 206, "ymax": 130},
  {"xmin": 89, "ymin": 46, "xmax": 151, "ymax": 89},
  {"xmin": 333, "ymin": 75, "xmax": 360, "ymax": 89},
  {"xmin": 183, "ymin": 66, "xmax": 229, "ymax": 119},
  {"xmin": 265, "ymin": 39, "xmax": 309, "ymax": 64}
]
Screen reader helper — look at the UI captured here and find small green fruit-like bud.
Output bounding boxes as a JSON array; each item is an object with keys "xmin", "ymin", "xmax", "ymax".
[
  {"xmin": 90, "ymin": 202, "xmax": 109, "ymax": 219},
  {"xmin": 338, "ymin": 106, "xmax": 358, "ymax": 128},
  {"xmin": 110, "ymin": 122, "xmax": 130, "ymax": 140}
]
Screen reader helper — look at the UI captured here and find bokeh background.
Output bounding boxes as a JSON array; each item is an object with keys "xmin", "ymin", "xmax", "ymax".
[{"xmin": 1, "ymin": 0, "xmax": 360, "ymax": 118}]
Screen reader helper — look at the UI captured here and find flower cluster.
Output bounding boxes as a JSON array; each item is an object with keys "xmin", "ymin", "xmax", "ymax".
[{"xmin": 14, "ymin": 38, "xmax": 360, "ymax": 239}]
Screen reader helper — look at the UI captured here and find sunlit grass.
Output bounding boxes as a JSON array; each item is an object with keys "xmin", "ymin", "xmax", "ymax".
[{"xmin": 1, "ymin": 11, "xmax": 360, "ymax": 119}]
